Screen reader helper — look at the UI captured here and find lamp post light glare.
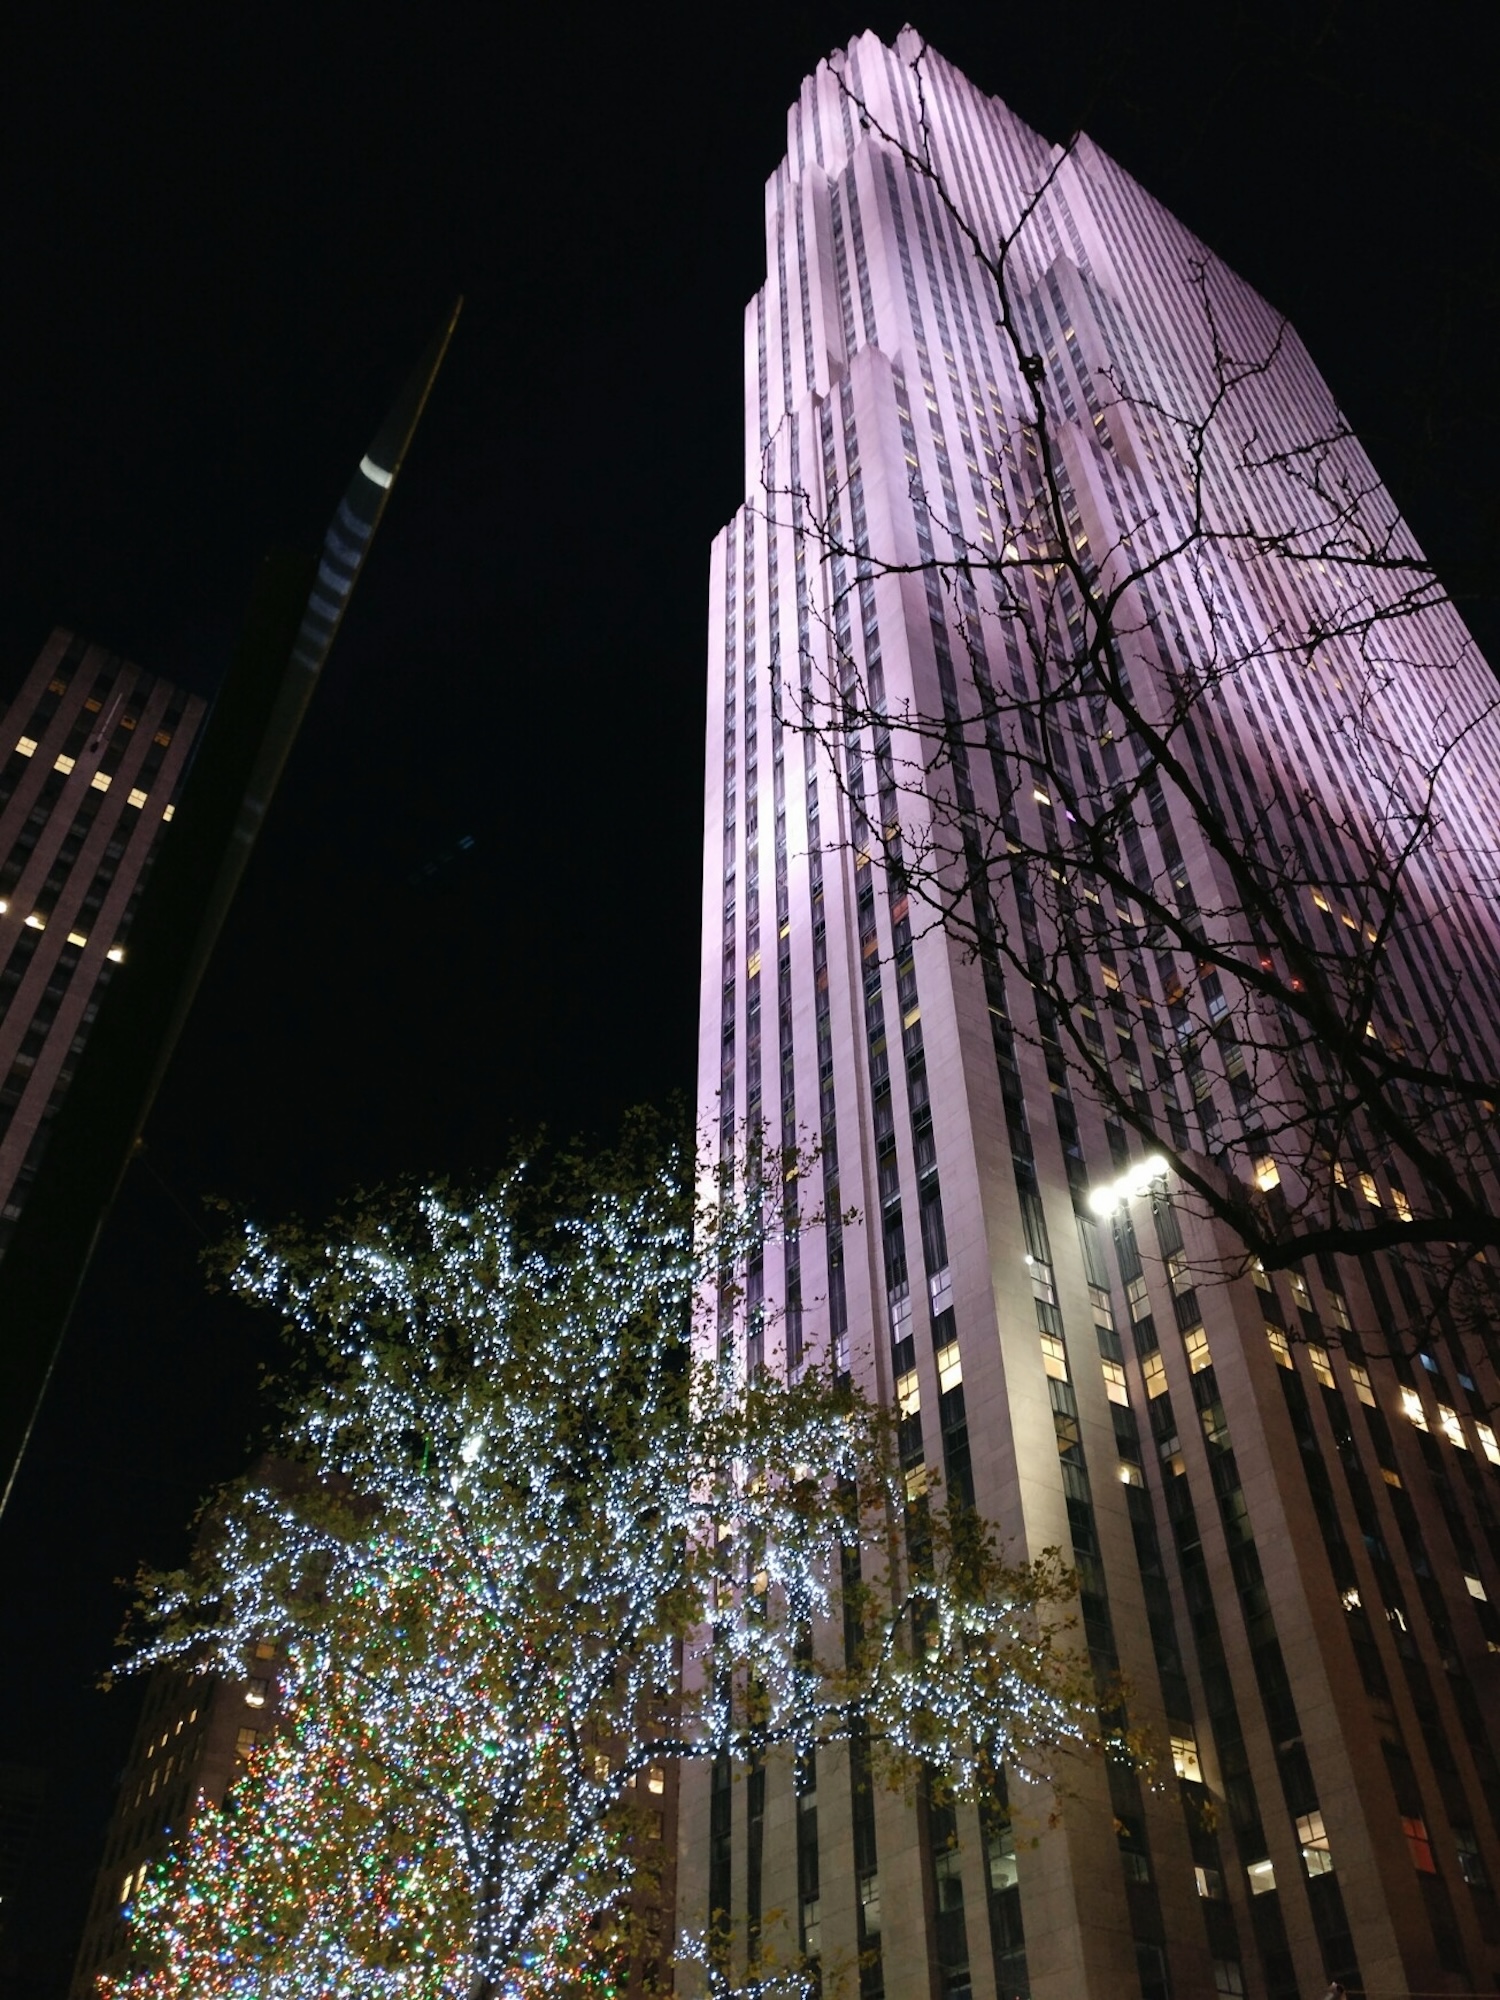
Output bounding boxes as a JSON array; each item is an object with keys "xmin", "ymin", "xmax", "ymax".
[{"xmin": 1088, "ymin": 1155, "xmax": 1170, "ymax": 1217}]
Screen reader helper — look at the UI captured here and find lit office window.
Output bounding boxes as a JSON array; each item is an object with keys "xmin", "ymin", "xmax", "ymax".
[
  {"xmin": 1296, "ymin": 1811, "xmax": 1333, "ymax": 1876},
  {"xmin": 1400, "ymin": 1387, "xmax": 1428, "ymax": 1432},
  {"xmin": 1401, "ymin": 1816, "xmax": 1437, "ymax": 1874}
]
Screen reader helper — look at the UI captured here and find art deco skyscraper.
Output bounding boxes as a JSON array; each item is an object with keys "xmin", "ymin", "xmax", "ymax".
[
  {"xmin": 684, "ymin": 30, "xmax": 1500, "ymax": 2000},
  {"xmin": 0, "ymin": 632, "xmax": 203, "ymax": 1258}
]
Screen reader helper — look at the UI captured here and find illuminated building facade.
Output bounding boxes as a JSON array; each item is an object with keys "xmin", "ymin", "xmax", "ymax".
[
  {"xmin": 0, "ymin": 631, "xmax": 203, "ymax": 1260},
  {"xmin": 682, "ymin": 29, "xmax": 1500, "ymax": 2000},
  {"xmin": 68, "ymin": 1648, "xmax": 284, "ymax": 1997}
]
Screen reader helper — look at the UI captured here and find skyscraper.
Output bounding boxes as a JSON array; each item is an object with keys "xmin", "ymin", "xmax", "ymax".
[
  {"xmin": 684, "ymin": 29, "xmax": 1500, "ymax": 2000},
  {"xmin": 0, "ymin": 633, "xmax": 204, "ymax": 1260}
]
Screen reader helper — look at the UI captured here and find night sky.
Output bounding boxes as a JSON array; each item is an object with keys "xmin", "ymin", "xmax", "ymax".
[{"xmin": 1, "ymin": 3, "xmax": 1495, "ymax": 1988}]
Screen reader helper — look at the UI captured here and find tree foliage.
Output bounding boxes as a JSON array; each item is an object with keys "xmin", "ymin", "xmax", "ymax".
[{"xmin": 104, "ymin": 1120, "xmax": 1102, "ymax": 1999}]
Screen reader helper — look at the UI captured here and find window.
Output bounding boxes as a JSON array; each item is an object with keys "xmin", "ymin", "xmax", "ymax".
[
  {"xmin": 235, "ymin": 1727, "xmax": 259, "ymax": 1759},
  {"xmin": 1326, "ymin": 1290, "xmax": 1352, "ymax": 1330},
  {"xmin": 1183, "ymin": 1325, "xmax": 1211, "ymax": 1373},
  {"xmin": 1246, "ymin": 1857, "xmax": 1276, "ymax": 1895},
  {"xmin": 1288, "ymin": 1271, "xmax": 1312, "ymax": 1311},
  {"xmin": 1142, "ymin": 1351, "xmax": 1168, "ymax": 1398},
  {"xmin": 647, "ymin": 1765, "xmax": 665, "ymax": 1794},
  {"xmin": 1402, "ymin": 1816, "xmax": 1437, "ymax": 1874},
  {"xmin": 1391, "ymin": 1186, "xmax": 1413, "ymax": 1222},
  {"xmin": 126, "ymin": 786, "xmax": 147, "ymax": 809},
  {"xmin": 1454, "ymin": 1828, "xmax": 1488, "ymax": 1888},
  {"xmin": 936, "ymin": 1343, "xmax": 962, "ymax": 1392},
  {"xmin": 1296, "ymin": 1810, "xmax": 1333, "ymax": 1875},
  {"xmin": 1359, "ymin": 1171, "xmax": 1381, "ymax": 1208},
  {"xmin": 1307, "ymin": 1344, "xmax": 1335, "ymax": 1390},
  {"xmin": 1438, "ymin": 1405, "xmax": 1467, "ymax": 1450},
  {"xmin": 1171, "ymin": 1735, "xmax": 1202, "ymax": 1782},
  {"xmin": 1116, "ymin": 1815, "xmax": 1151, "ymax": 1881},
  {"xmin": 1400, "ymin": 1387, "xmax": 1428, "ymax": 1432},
  {"xmin": 1266, "ymin": 1324, "xmax": 1292, "ymax": 1369},
  {"xmin": 1349, "ymin": 1363, "xmax": 1376, "ymax": 1407},
  {"xmin": 15, "ymin": 735, "xmax": 36, "ymax": 756},
  {"xmin": 1213, "ymin": 1962, "xmax": 1245, "ymax": 1997},
  {"xmin": 1195, "ymin": 1864, "xmax": 1222, "ymax": 1898},
  {"xmin": 1476, "ymin": 1422, "xmax": 1500, "ymax": 1466},
  {"xmin": 1101, "ymin": 1358, "xmax": 1129, "ymax": 1405},
  {"xmin": 593, "ymin": 1753, "xmax": 611, "ymax": 1782},
  {"xmin": 1464, "ymin": 1574, "xmax": 1488, "ymax": 1602},
  {"xmin": 1040, "ymin": 1332, "xmax": 1068, "ymax": 1381},
  {"xmin": 90, "ymin": 770, "xmax": 111, "ymax": 792},
  {"xmin": 244, "ymin": 1677, "xmax": 269, "ymax": 1709},
  {"xmin": 896, "ymin": 1369, "xmax": 920, "ymax": 1415}
]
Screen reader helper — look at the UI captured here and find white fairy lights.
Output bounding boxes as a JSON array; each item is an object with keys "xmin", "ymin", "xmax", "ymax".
[{"xmin": 109, "ymin": 1152, "xmax": 1098, "ymax": 1996}]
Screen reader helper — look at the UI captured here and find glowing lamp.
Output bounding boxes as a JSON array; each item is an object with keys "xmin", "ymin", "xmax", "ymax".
[{"xmin": 1088, "ymin": 1154, "xmax": 1169, "ymax": 1216}]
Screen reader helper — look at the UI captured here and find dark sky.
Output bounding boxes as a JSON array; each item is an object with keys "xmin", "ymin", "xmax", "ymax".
[{"xmin": 1, "ymin": 1, "xmax": 1495, "ymax": 1988}]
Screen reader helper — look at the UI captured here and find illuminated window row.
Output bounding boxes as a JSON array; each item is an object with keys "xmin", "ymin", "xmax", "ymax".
[
  {"xmin": 1263, "ymin": 1323, "xmax": 1500, "ymax": 1454},
  {"xmin": 8, "ymin": 910, "xmax": 124, "ymax": 959},
  {"xmin": 1397, "ymin": 1383, "xmax": 1500, "ymax": 1460},
  {"xmin": 9, "ymin": 737, "xmax": 168, "ymax": 816},
  {"xmin": 1309, "ymin": 885, "xmax": 1380, "ymax": 944}
]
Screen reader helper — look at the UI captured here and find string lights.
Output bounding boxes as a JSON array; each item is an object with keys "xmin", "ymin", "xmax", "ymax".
[{"xmin": 105, "ymin": 1137, "xmax": 1099, "ymax": 1996}]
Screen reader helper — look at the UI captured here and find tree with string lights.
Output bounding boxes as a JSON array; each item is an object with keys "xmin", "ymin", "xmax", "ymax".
[{"xmin": 101, "ymin": 1118, "xmax": 1103, "ymax": 1999}]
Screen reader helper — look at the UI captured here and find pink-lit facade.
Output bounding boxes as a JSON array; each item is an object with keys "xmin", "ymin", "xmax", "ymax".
[
  {"xmin": 0, "ymin": 631, "xmax": 204, "ymax": 1259},
  {"xmin": 685, "ymin": 29, "xmax": 1500, "ymax": 2000}
]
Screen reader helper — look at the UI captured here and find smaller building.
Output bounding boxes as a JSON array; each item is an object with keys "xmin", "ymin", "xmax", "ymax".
[
  {"xmin": 0, "ymin": 630, "xmax": 205, "ymax": 1261},
  {"xmin": 68, "ymin": 1640, "xmax": 283, "ymax": 1997},
  {"xmin": 0, "ymin": 1760, "xmax": 49, "ymax": 1996}
]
